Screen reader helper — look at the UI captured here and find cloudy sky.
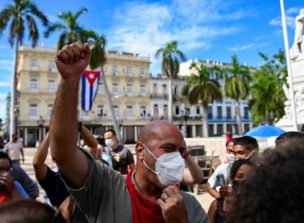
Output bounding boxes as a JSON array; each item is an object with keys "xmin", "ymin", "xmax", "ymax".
[{"xmin": 0, "ymin": 0, "xmax": 301, "ymax": 121}]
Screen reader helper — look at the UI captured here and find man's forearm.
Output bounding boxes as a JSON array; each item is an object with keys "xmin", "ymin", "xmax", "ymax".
[{"xmin": 50, "ymin": 79, "xmax": 79, "ymax": 164}]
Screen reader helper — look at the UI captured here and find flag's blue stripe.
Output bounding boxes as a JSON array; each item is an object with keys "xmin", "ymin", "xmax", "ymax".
[
  {"xmin": 89, "ymin": 81, "xmax": 93, "ymax": 110},
  {"xmin": 81, "ymin": 74, "xmax": 86, "ymax": 111}
]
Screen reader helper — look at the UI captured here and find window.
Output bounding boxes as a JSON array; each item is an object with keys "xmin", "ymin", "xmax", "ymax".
[
  {"xmin": 140, "ymin": 84, "xmax": 146, "ymax": 96},
  {"xmin": 30, "ymin": 58, "xmax": 39, "ymax": 70},
  {"xmin": 140, "ymin": 66, "xmax": 145, "ymax": 76},
  {"xmin": 217, "ymin": 106, "xmax": 222, "ymax": 119},
  {"xmin": 244, "ymin": 107, "xmax": 249, "ymax": 119},
  {"xmin": 48, "ymin": 80, "xmax": 56, "ymax": 92},
  {"xmin": 126, "ymin": 105, "xmax": 133, "ymax": 118},
  {"xmin": 97, "ymin": 82, "xmax": 104, "ymax": 95},
  {"xmin": 29, "ymin": 104, "xmax": 37, "ymax": 117},
  {"xmin": 112, "ymin": 83, "xmax": 118, "ymax": 95},
  {"xmin": 126, "ymin": 83, "xmax": 133, "ymax": 95},
  {"xmin": 113, "ymin": 105, "xmax": 119, "ymax": 118},
  {"xmin": 126, "ymin": 66, "xmax": 132, "ymax": 76},
  {"xmin": 48, "ymin": 60, "xmax": 56, "ymax": 71},
  {"xmin": 208, "ymin": 106, "xmax": 213, "ymax": 119},
  {"xmin": 175, "ymin": 106, "xmax": 180, "ymax": 115},
  {"xmin": 112, "ymin": 64, "xmax": 118, "ymax": 75},
  {"xmin": 196, "ymin": 106, "xmax": 200, "ymax": 115},
  {"xmin": 47, "ymin": 104, "xmax": 53, "ymax": 117},
  {"xmin": 226, "ymin": 106, "xmax": 232, "ymax": 119},
  {"xmin": 217, "ymin": 124, "xmax": 223, "ymax": 136},
  {"xmin": 30, "ymin": 79, "xmax": 38, "ymax": 91},
  {"xmin": 140, "ymin": 106, "xmax": 146, "ymax": 117},
  {"xmin": 97, "ymin": 105, "xmax": 104, "ymax": 117}
]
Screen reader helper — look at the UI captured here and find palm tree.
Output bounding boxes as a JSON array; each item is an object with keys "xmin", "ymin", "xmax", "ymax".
[
  {"xmin": 224, "ymin": 55, "xmax": 250, "ymax": 135},
  {"xmin": 182, "ymin": 62, "xmax": 222, "ymax": 137},
  {"xmin": 249, "ymin": 52, "xmax": 287, "ymax": 125},
  {"xmin": 155, "ymin": 41, "xmax": 186, "ymax": 122},
  {"xmin": 0, "ymin": 0, "xmax": 49, "ymax": 135},
  {"xmin": 44, "ymin": 7, "xmax": 87, "ymax": 50},
  {"xmin": 88, "ymin": 31, "xmax": 123, "ymax": 143}
]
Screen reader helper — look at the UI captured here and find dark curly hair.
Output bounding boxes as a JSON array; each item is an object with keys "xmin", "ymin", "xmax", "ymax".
[{"xmin": 232, "ymin": 143, "xmax": 304, "ymax": 223}]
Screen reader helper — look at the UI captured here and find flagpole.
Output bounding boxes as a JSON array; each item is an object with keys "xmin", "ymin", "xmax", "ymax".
[{"xmin": 279, "ymin": 0, "xmax": 298, "ymax": 130}]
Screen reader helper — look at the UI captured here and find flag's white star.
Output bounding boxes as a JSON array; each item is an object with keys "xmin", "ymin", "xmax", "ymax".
[{"xmin": 89, "ymin": 73, "xmax": 95, "ymax": 79}]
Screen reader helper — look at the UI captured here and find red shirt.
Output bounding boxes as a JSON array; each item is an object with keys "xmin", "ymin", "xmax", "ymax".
[{"xmin": 126, "ymin": 172, "xmax": 165, "ymax": 223}]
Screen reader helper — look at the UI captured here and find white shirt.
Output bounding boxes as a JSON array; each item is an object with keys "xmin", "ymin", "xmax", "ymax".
[
  {"xmin": 208, "ymin": 163, "xmax": 231, "ymax": 190},
  {"xmin": 4, "ymin": 141, "xmax": 23, "ymax": 161}
]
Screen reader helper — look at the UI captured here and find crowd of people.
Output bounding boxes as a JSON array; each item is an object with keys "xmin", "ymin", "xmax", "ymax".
[{"xmin": 0, "ymin": 42, "xmax": 304, "ymax": 223}]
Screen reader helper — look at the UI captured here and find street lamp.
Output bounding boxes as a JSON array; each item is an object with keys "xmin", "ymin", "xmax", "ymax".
[{"xmin": 37, "ymin": 116, "xmax": 45, "ymax": 143}]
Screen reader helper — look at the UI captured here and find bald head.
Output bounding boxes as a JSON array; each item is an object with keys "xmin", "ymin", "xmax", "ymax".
[{"xmin": 138, "ymin": 120, "xmax": 183, "ymax": 145}]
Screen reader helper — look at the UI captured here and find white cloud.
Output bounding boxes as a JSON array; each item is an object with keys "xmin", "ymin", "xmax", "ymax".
[
  {"xmin": 269, "ymin": 7, "xmax": 301, "ymax": 29},
  {"xmin": 0, "ymin": 81, "xmax": 10, "ymax": 87},
  {"xmin": 229, "ymin": 42, "xmax": 270, "ymax": 52},
  {"xmin": 0, "ymin": 59, "xmax": 13, "ymax": 72},
  {"xmin": 0, "ymin": 103, "xmax": 6, "ymax": 120},
  {"xmin": 0, "ymin": 94, "xmax": 7, "ymax": 100},
  {"xmin": 107, "ymin": 0, "xmax": 249, "ymax": 73}
]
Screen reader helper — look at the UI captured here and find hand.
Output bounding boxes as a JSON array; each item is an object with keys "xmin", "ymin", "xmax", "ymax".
[
  {"xmin": 0, "ymin": 173, "xmax": 16, "ymax": 193},
  {"xmin": 219, "ymin": 185, "xmax": 232, "ymax": 198},
  {"xmin": 156, "ymin": 186, "xmax": 188, "ymax": 223},
  {"xmin": 55, "ymin": 42, "xmax": 91, "ymax": 81}
]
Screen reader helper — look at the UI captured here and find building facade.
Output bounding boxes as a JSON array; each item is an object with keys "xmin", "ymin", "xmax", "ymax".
[
  {"xmin": 16, "ymin": 46, "xmax": 252, "ymax": 146},
  {"xmin": 16, "ymin": 46, "xmax": 151, "ymax": 146}
]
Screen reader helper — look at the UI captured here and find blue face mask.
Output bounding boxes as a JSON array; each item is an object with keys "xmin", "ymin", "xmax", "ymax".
[{"xmin": 105, "ymin": 139, "xmax": 114, "ymax": 147}]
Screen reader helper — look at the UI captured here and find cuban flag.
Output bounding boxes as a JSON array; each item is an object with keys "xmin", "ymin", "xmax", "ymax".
[{"xmin": 81, "ymin": 70, "xmax": 100, "ymax": 111}]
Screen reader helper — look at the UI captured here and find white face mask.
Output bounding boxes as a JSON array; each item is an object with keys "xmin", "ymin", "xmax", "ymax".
[
  {"xmin": 244, "ymin": 150, "xmax": 255, "ymax": 160},
  {"xmin": 142, "ymin": 144, "xmax": 185, "ymax": 187},
  {"xmin": 105, "ymin": 139, "xmax": 114, "ymax": 147},
  {"xmin": 226, "ymin": 153, "xmax": 235, "ymax": 164}
]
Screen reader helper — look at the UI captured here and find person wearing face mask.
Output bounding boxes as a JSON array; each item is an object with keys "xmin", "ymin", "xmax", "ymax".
[
  {"xmin": 206, "ymin": 139, "xmax": 235, "ymax": 199},
  {"xmin": 103, "ymin": 129, "xmax": 135, "ymax": 175},
  {"xmin": 49, "ymin": 43, "xmax": 209, "ymax": 223},
  {"xmin": 207, "ymin": 159, "xmax": 255, "ymax": 223}
]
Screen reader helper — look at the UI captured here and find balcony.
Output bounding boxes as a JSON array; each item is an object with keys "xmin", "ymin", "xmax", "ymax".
[{"xmin": 150, "ymin": 93, "xmax": 168, "ymax": 99}]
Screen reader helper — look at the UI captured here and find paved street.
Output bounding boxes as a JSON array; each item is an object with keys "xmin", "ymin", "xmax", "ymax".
[{"xmin": 21, "ymin": 147, "xmax": 214, "ymax": 213}]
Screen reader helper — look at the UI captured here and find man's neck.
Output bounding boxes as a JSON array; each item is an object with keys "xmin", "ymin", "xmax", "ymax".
[{"xmin": 134, "ymin": 170, "xmax": 162, "ymax": 202}]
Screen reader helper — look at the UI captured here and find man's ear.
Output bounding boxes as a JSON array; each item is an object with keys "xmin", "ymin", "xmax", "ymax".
[{"xmin": 135, "ymin": 143, "xmax": 144, "ymax": 160}]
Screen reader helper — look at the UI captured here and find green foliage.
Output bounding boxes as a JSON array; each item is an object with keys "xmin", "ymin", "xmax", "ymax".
[
  {"xmin": 44, "ymin": 7, "xmax": 88, "ymax": 50},
  {"xmin": 155, "ymin": 41, "xmax": 186, "ymax": 79},
  {"xmin": 224, "ymin": 55, "xmax": 250, "ymax": 102},
  {"xmin": 249, "ymin": 50, "xmax": 287, "ymax": 125},
  {"xmin": 86, "ymin": 31, "xmax": 107, "ymax": 69},
  {"xmin": 0, "ymin": 0, "xmax": 49, "ymax": 47},
  {"xmin": 182, "ymin": 62, "xmax": 223, "ymax": 106}
]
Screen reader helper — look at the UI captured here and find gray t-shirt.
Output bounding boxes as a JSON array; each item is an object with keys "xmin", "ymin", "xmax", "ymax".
[{"xmin": 66, "ymin": 154, "xmax": 209, "ymax": 223}]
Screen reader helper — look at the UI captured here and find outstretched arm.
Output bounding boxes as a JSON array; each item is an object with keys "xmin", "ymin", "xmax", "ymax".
[
  {"xmin": 50, "ymin": 42, "xmax": 91, "ymax": 188},
  {"xmin": 33, "ymin": 132, "xmax": 50, "ymax": 180},
  {"xmin": 80, "ymin": 125, "xmax": 99, "ymax": 159}
]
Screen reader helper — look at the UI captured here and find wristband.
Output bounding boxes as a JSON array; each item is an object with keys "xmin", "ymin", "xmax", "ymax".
[{"xmin": 78, "ymin": 122, "xmax": 82, "ymax": 132}]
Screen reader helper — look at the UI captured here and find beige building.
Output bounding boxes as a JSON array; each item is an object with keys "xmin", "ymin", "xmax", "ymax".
[{"xmin": 16, "ymin": 46, "xmax": 151, "ymax": 146}]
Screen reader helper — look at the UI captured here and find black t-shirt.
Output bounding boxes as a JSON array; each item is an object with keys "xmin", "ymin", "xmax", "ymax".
[
  {"xmin": 38, "ymin": 167, "xmax": 69, "ymax": 207},
  {"xmin": 111, "ymin": 145, "xmax": 134, "ymax": 174}
]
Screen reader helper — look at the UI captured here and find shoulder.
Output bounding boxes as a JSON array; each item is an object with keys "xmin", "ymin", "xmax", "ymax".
[{"xmin": 181, "ymin": 192, "xmax": 209, "ymax": 223}]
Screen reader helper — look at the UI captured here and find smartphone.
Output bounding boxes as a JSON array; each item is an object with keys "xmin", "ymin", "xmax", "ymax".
[{"xmin": 217, "ymin": 174, "xmax": 226, "ymax": 187}]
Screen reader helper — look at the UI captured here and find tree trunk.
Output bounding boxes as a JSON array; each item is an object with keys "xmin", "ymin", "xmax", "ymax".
[
  {"xmin": 10, "ymin": 38, "xmax": 19, "ymax": 136},
  {"xmin": 236, "ymin": 101, "xmax": 242, "ymax": 135},
  {"xmin": 100, "ymin": 66, "xmax": 123, "ymax": 144},
  {"xmin": 202, "ymin": 105, "xmax": 209, "ymax": 137},
  {"xmin": 168, "ymin": 76, "xmax": 173, "ymax": 123}
]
